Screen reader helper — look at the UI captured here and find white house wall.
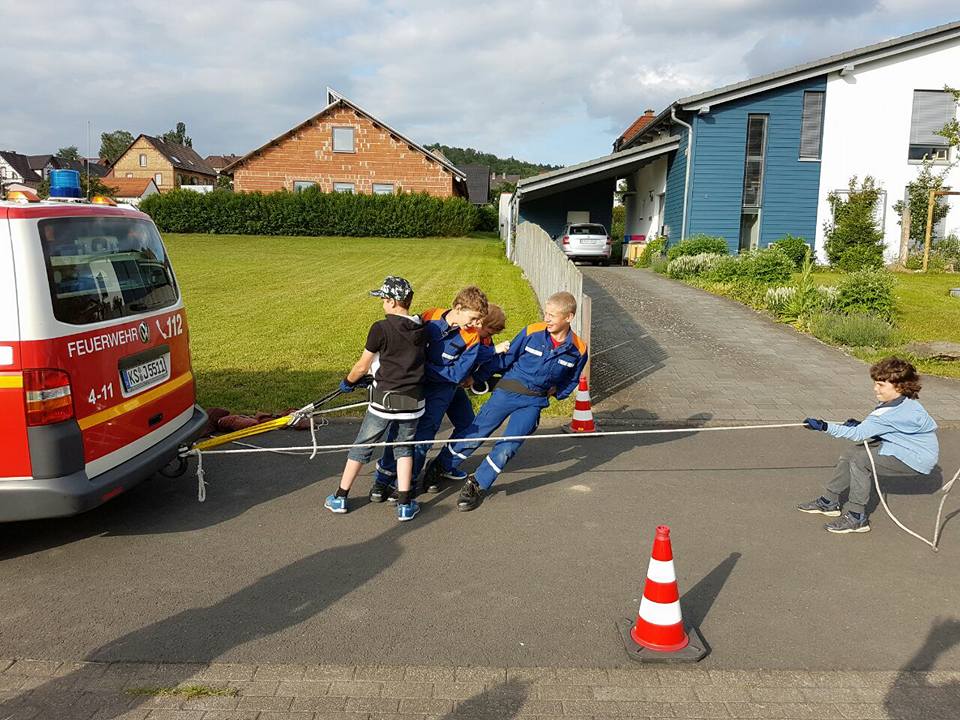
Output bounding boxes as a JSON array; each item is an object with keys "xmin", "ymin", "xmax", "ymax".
[
  {"xmin": 817, "ymin": 40, "xmax": 960, "ymax": 260},
  {"xmin": 624, "ymin": 157, "xmax": 668, "ymax": 241}
]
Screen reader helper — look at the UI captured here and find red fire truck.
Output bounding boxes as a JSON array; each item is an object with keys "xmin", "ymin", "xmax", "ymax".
[{"xmin": 0, "ymin": 185, "xmax": 206, "ymax": 521}]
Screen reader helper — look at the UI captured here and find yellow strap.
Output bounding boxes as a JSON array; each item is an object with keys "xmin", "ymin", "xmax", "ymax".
[
  {"xmin": 78, "ymin": 372, "xmax": 193, "ymax": 430},
  {"xmin": 192, "ymin": 414, "xmax": 293, "ymax": 451}
]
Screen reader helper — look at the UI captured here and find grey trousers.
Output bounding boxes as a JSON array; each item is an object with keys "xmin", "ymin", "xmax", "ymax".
[{"xmin": 824, "ymin": 442, "xmax": 920, "ymax": 514}]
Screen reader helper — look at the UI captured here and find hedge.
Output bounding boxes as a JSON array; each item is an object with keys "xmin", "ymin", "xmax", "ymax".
[{"xmin": 140, "ymin": 187, "xmax": 479, "ymax": 237}]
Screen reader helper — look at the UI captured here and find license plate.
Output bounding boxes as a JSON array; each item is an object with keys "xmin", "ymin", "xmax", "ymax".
[
  {"xmin": 121, "ymin": 353, "xmax": 170, "ymax": 394},
  {"xmin": 582, "ymin": 238, "xmax": 602, "ymax": 245}
]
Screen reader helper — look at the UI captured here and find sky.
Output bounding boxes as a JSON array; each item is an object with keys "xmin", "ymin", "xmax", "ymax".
[{"xmin": 1, "ymin": 1, "xmax": 957, "ymax": 166}]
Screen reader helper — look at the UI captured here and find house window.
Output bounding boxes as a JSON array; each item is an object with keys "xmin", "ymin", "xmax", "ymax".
[
  {"xmin": 333, "ymin": 182, "xmax": 355, "ymax": 194},
  {"xmin": 909, "ymin": 90, "xmax": 954, "ymax": 162},
  {"xmin": 126, "ymin": 172, "xmax": 133, "ymax": 178},
  {"xmin": 333, "ymin": 127, "xmax": 355, "ymax": 153},
  {"xmin": 372, "ymin": 183, "xmax": 394, "ymax": 195},
  {"xmin": 799, "ymin": 90, "xmax": 825, "ymax": 160},
  {"xmin": 155, "ymin": 172, "xmax": 163, "ymax": 186},
  {"xmin": 742, "ymin": 115, "xmax": 768, "ymax": 208},
  {"xmin": 139, "ymin": 153, "xmax": 147, "ymax": 167},
  {"xmin": 293, "ymin": 181, "xmax": 316, "ymax": 192}
]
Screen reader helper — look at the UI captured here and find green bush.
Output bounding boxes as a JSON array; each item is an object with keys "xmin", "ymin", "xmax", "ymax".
[
  {"xmin": 772, "ymin": 234, "xmax": 812, "ymax": 270},
  {"xmin": 666, "ymin": 253, "xmax": 724, "ymax": 279},
  {"xmin": 833, "ymin": 269, "xmax": 896, "ymax": 320},
  {"xmin": 667, "ymin": 234, "xmax": 729, "ymax": 261},
  {"xmin": 635, "ymin": 236, "xmax": 667, "ymax": 268},
  {"xmin": 823, "ymin": 176, "xmax": 885, "ymax": 270},
  {"xmin": 810, "ymin": 312, "xmax": 899, "ymax": 348},
  {"xmin": 834, "ymin": 242, "xmax": 885, "ymax": 272},
  {"xmin": 140, "ymin": 187, "xmax": 479, "ymax": 238},
  {"xmin": 702, "ymin": 247, "xmax": 793, "ymax": 285},
  {"xmin": 474, "ymin": 204, "xmax": 499, "ymax": 232},
  {"xmin": 651, "ymin": 256, "xmax": 670, "ymax": 274}
]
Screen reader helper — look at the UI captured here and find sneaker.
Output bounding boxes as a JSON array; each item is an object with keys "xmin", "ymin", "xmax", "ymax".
[
  {"xmin": 442, "ymin": 467, "xmax": 468, "ymax": 482},
  {"xmin": 386, "ymin": 487, "xmax": 400, "ymax": 504},
  {"xmin": 369, "ymin": 483, "xmax": 391, "ymax": 503},
  {"xmin": 396, "ymin": 500, "xmax": 420, "ymax": 522},
  {"xmin": 422, "ymin": 459, "xmax": 444, "ymax": 494},
  {"xmin": 797, "ymin": 497, "xmax": 842, "ymax": 517},
  {"xmin": 324, "ymin": 494, "xmax": 348, "ymax": 514},
  {"xmin": 825, "ymin": 512, "xmax": 870, "ymax": 534},
  {"xmin": 457, "ymin": 478, "xmax": 484, "ymax": 512}
]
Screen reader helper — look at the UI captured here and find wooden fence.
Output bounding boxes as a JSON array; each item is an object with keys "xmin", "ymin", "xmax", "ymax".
[{"xmin": 510, "ymin": 222, "xmax": 592, "ymax": 373}]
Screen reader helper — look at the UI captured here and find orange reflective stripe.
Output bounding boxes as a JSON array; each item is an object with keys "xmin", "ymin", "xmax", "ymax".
[
  {"xmin": 525, "ymin": 322, "xmax": 548, "ymax": 334},
  {"xmin": 77, "ymin": 372, "xmax": 193, "ymax": 430},
  {"xmin": 422, "ymin": 307, "xmax": 447, "ymax": 322},
  {"xmin": 571, "ymin": 332, "xmax": 587, "ymax": 354},
  {"xmin": 459, "ymin": 328, "xmax": 480, "ymax": 347}
]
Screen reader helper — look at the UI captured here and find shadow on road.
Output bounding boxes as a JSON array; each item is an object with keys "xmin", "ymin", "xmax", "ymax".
[
  {"xmin": 0, "ymin": 504, "xmax": 450, "ymax": 720},
  {"xmin": 440, "ymin": 678, "xmax": 532, "ymax": 719},
  {"xmin": 681, "ymin": 551, "xmax": 741, "ymax": 631},
  {"xmin": 884, "ymin": 617, "xmax": 960, "ymax": 719}
]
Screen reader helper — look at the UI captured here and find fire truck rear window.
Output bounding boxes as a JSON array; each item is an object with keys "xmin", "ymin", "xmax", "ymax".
[{"xmin": 38, "ymin": 217, "xmax": 179, "ymax": 325}]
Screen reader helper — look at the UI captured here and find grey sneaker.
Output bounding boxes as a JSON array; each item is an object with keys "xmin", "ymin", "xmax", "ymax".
[
  {"xmin": 825, "ymin": 512, "xmax": 871, "ymax": 534},
  {"xmin": 797, "ymin": 497, "xmax": 842, "ymax": 517}
]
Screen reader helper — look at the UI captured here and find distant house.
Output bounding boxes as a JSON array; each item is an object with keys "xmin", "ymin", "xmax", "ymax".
[
  {"xmin": 490, "ymin": 171, "xmax": 521, "ymax": 195},
  {"xmin": 0, "ymin": 151, "xmax": 42, "ymax": 190},
  {"xmin": 110, "ymin": 135, "xmax": 216, "ymax": 191},
  {"xmin": 612, "ymin": 110, "xmax": 657, "ymax": 152},
  {"xmin": 204, "ymin": 154, "xmax": 241, "ymax": 177},
  {"xmin": 27, "ymin": 155, "xmax": 111, "ymax": 182},
  {"xmin": 224, "ymin": 89, "xmax": 467, "ymax": 198},
  {"xmin": 457, "ymin": 164, "xmax": 491, "ymax": 204},
  {"xmin": 107, "ymin": 177, "xmax": 160, "ymax": 206}
]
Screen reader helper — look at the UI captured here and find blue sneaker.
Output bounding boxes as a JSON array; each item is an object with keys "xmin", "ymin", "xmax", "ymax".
[
  {"xmin": 396, "ymin": 500, "xmax": 420, "ymax": 522},
  {"xmin": 324, "ymin": 494, "xmax": 348, "ymax": 514},
  {"xmin": 825, "ymin": 512, "xmax": 870, "ymax": 534},
  {"xmin": 442, "ymin": 467, "xmax": 468, "ymax": 482}
]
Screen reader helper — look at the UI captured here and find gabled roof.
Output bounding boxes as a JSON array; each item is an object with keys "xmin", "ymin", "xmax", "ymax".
[
  {"xmin": 107, "ymin": 177, "xmax": 158, "ymax": 197},
  {"xmin": 623, "ymin": 19, "xmax": 960, "ymax": 149},
  {"xmin": 140, "ymin": 135, "xmax": 217, "ymax": 176},
  {"xmin": 223, "ymin": 89, "xmax": 467, "ymax": 181},
  {"xmin": 55, "ymin": 158, "xmax": 111, "ymax": 178},
  {"xmin": 27, "ymin": 154, "xmax": 54, "ymax": 172},
  {"xmin": 615, "ymin": 110, "xmax": 657, "ymax": 150},
  {"xmin": 0, "ymin": 151, "xmax": 41, "ymax": 182},
  {"xmin": 457, "ymin": 163, "xmax": 491, "ymax": 204},
  {"xmin": 205, "ymin": 154, "xmax": 241, "ymax": 170}
]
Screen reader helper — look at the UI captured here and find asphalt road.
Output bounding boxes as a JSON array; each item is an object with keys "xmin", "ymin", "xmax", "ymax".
[{"xmin": 2, "ymin": 420, "xmax": 958, "ymax": 672}]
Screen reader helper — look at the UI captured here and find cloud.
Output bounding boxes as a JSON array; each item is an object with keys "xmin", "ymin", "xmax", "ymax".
[{"xmin": 1, "ymin": 0, "xmax": 957, "ymax": 165}]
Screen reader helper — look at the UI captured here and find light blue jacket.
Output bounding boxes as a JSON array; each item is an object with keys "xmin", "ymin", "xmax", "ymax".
[{"xmin": 827, "ymin": 396, "xmax": 939, "ymax": 474}]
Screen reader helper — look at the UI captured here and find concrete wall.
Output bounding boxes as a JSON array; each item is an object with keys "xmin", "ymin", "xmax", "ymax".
[
  {"xmin": 624, "ymin": 156, "xmax": 668, "ymax": 241},
  {"xmin": 817, "ymin": 40, "xmax": 960, "ymax": 260},
  {"xmin": 518, "ymin": 179, "xmax": 616, "ymax": 240}
]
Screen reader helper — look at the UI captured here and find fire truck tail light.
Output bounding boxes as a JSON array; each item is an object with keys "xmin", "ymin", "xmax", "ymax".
[{"xmin": 24, "ymin": 369, "xmax": 74, "ymax": 426}]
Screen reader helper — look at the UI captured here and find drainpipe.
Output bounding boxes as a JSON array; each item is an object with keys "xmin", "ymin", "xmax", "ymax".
[{"xmin": 670, "ymin": 106, "xmax": 694, "ymax": 240}]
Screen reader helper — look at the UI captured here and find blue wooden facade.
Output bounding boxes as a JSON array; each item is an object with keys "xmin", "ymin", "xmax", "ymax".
[
  {"xmin": 680, "ymin": 76, "xmax": 826, "ymax": 251},
  {"xmin": 518, "ymin": 179, "xmax": 616, "ymax": 239}
]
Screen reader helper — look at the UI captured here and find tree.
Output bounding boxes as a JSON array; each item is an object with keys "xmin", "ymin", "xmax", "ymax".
[
  {"xmin": 56, "ymin": 146, "xmax": 81, "ymax": 160},
  {"xmin": 99, "ymin": 130, "xmax": 134, "ymax": 164},
  {"xmin": 824, "ymin": 176, "xmax": 885, "ymax": 271},
  {"xmin": 161, "ymin": 122, "xmax": 192, "ymax": 148}
]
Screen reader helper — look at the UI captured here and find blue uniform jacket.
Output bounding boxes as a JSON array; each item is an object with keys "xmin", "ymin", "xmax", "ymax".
[
  {"xmin": 420, "ymin": 308, "xmax": 483, "ymax": 385},
  {"xmin": 827, "ymin": 396, "xmax": 939, "ymax": 474},
  {"xmin": 495, "ymin": 322, "xmax": 588, "ymax": 401}
]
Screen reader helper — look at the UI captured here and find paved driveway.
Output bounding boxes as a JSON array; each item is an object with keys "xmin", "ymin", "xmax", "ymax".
[{"xmin": 584, "ymin": 267, "xmax": 960, "ymax": 425}]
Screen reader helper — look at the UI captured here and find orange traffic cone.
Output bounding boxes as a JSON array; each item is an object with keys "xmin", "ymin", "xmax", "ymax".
[
  {"xmin": 565, "ymin": 376, "xmax": 595, "ymax": 433},
  {"xmin": 618, "ymin": 525, "xmax": 707, "ymax": 663}
]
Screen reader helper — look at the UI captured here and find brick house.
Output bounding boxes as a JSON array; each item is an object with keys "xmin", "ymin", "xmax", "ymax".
[
  {"xmin": 109, "ymin": 135, "xmax": 216, "ymax": 191},
  {"xmin": 224, "ymin": 89, "xmax": 467, "ymax": 197}
]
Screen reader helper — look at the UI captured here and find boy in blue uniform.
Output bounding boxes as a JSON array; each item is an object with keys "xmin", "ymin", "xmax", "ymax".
[
  {"xmin": 368, "ymin": 287, "xmax": 490, "ymax": 501},
  {"xmin": 797, "ymin": 357, "xmax": 939, "ymax": 534},
  {"xmin": 424, "ymin": 291, "xmax": 588, "ymax": 512}
]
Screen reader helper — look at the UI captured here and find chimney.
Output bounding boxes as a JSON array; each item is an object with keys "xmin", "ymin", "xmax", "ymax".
[{"xmin": 644, "ymin": 109, "xmax": 655, "ymax": 117}]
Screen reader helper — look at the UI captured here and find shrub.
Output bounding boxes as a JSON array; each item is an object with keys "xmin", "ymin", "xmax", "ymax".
[
  {"xmin": 635, "ymin": 235, "xmax": 667, "ymax": 268},
  {"xmin": 703, "ymin": 247, "xmax": 793, "ymax": 285},
  {"xmin": 810, "ymin": 312, "xmax": 899, "ymax": 348},
  {"xmin": 823, "ymin": 176, "xmax": 885, "ymax": 271},
  {"xmin": 140, "ymin": 187, "xmax": 479, "ymax": 238},
  {"xmin": 667, "ymin": 234, "xmax": 729, "ymax": 261},
  {"xmin": 833, "ymin": 269, "xmax": 896, "ymax": 320},
  {"xmin": 474, "ymin": 204, "xmax": 499, "ymax": 232},
  {"xmin": 651, "ymin": 256, "xmax": 670, "ymax": 274},
  {"xmin": 666, "ymin": 252, "xmax": 724, "ymax": 279},
  {"xmin": 772, "ymin": 234, "xmax": 812, "ymax": 270}
]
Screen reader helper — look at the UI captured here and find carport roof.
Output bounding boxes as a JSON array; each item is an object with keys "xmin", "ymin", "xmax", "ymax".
[{"xmin": 517, "ymin": 135, "xmax": 679, "ymax": 200}]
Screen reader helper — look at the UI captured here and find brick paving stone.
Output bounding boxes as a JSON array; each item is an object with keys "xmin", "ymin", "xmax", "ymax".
[
  {"xmin": 657, "ymin": 669, "xmax": 713, "ymax": 686},
  {"xmin": 754, "ymin": 671, "xmax": 816, "ymax": 687},
  {"xmin": 5, "ymin": 659, "xmax": 63, "ymax": 677},
  {"xmin": 195, "ymin": 664, "xmax": 255, "ymax": 683},
  {"xmin": 800, "ymin": 686, "xmax": 889, "ymax": 703},
  {"xmin": 535, "ymin": 684, "xmax": 594, "ymax": 700},
  {"xmin": 695, "ymin": 686, "xmax": 754, "ymax": 703},
  {"xmin": 834, "ymin": 704, "xmax": 890, "ymax": 720},
  {"xmin": 555, "ymin": 668, "xmax": 610, "ymax": 684},
  {"xmin": 345, "ymin": 696, "xmax": 402, "ymax": 713},
  {"xmin": 724, "ymin": 701, "xmax": 788, "ymax": 718},
  {"xmin": 179, "ymin": 696, "xmax": 242, "ymax": 711},
  {"xmin": 0, "ymin": 674, "xmax": 25, "ymax": 690},
  {"xmin": 561, "ymin": 699, "xmax": 624, "ymax": 715},
  {"xmin": 144, "ymin": 711, "xmax": 205, "ymax": 720},
  {"xmin": 748, "ymin": 687, "xmax": 806, "ymax": 703},
  {"xmin": 608, "ymin": 699, "xmax": 672, "ymax": 716},
  {"xmin": 302, "ymin": 664, "xmax": 356, "ymax": 682},
  {"xmin": 326, "ymin": 680, "xmax": 382, "ymax": 698},
  {"xmin": 664, "ymin": 701, "xmax": 731, "ymax": 717},
  {"xmin": 288, "ymin": 696, "xmax": 348, "ymax": 712},
  {"xmin": 429, "ymin": 681, "xmax": 486, "ymax": 699},
  {"xmin": 454, "ymin": 666, "xmax": 507, "ymax": 683},
  {"xmin": 595, "ymin": 685, "xmax": 698, "ymax": 702},
  {"xmin": 51, "ymin": 661, "xmax": 110, "ymax": 680},
  {"xmin": 402, "ymin": 666, "xmax": 456, "ymax": 683},
  {"xmin": 606, "ymin": 668, "xmax": 662, "ymax": 687},
  {"xmin": 236, "ymin": 693, "xmax": 294, "ymax": 711},
  {"xmin": 354, "ymin": 665, "xmax": 407, "ymax": 682},
  {"xmin": 234, "ymin": 680, "xmax": 281, "ymax": 696},
  {"xmin": 276, "ymin": 680, "xmax": 332, "ymax": 697},
  {"xmin": 505, "ymin": 667, "xmax": 558, "ymax": 683},
  {"xmin": 0, "ymin": 659, "xmax": 14, "ymax": 673},
  {"xmin": 198, "ymin": 712, "xmax": 259, "ymax": 720},
  {"xmin": 252, "ymin": 664, "xmax": 307, "ymax": 682},
  {"xmin": 257, "ymin": 712, "xmax": 317, "ymax": 720},
  {"xmin": 378, "ymin": 681, "xmax": 436, "ymax": 699},
  {"xmin": 397, "ymin": 697, "xmax": 455, "ymax": 713}
]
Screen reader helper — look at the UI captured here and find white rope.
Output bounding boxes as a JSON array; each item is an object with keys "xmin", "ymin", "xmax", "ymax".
[
  {"xmin": 865, "ymin": 441, "xmax": 959, "ymax": 553},
  {"xmin": 196, "ymin": 450, "xmax": 206, "ymax": 502}
]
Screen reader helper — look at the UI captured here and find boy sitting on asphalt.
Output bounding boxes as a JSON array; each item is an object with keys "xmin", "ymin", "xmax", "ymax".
[
  {"xmin": 798, "ymin": 357, "xmax": 939, "ymax": 534},
  {"xmin": 369, "ymin": 289, "xmax": 498, "ymax": 501},
  {"xmin": 324, "ymin": 276, "xmax": 426, "ymax": 522},
  {"xmin": 422, "ymin": 291, "xmax": 588, "ymax": 512}
]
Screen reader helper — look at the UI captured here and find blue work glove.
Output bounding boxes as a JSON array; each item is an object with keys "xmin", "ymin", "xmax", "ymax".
[
  {"xmin": 843, "ymin": 418, "xmax": 860, "ymax": 427},
  {"xmin": 803, "ymin": 418, "xmax": 828, "ymax": 432},
  {"xmin": 355, "ymin": 374, "xmax": 374, "ymax": 389},
  {"xmin": 338, "ymin": 378, "xmax": 356, "ymax": 393}
]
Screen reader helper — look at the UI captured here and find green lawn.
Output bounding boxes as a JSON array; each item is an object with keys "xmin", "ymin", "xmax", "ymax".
[
  {"xmin": 812, "ymin": 271, "xmax": 960, "ymax": 377},
  {"xmin": 164, "ymin": 233, "xmax": 545, "ymax": 414}
]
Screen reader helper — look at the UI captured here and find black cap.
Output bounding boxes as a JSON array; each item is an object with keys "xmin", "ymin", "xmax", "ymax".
[{"xmin": 370, "ymin": 276, "xmax": 414, "ymax": 304}]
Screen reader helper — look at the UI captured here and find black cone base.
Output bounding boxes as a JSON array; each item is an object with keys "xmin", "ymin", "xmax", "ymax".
[{"xmin": 617, "ymin": 618, "xmax": 708, "ymax": 663}]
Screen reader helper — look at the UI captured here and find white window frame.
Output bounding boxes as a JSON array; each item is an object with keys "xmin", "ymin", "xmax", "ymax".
[
  {"xmin": 908, "ymin": 89, "xmax": 954, "ymax": 165},
  {"xmin": 372, "ymin": 183, "xmax": 394, "ymax": 195},
  {"xmin": 333, "ymin": 182, "xmax": 355, "ymax": 194},
  {"xmin": 155, "ymin": 172, "xmax": 163, "ymax": 186},
  {"xmin": 332, "ymin": 127, "xmax": 355, "ymax": 153},
  {"xmin": 139, "ymin": 153, "xmax": 148, "ymax": 167},
  {"xmin": 799, "ymin": 90, "xmax": 825, "ymax": 161}
]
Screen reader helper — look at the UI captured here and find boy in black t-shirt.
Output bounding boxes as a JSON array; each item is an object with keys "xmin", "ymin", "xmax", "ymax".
[{"xmin": 324, "ymin": 276, "xmax": 426, "ymax": 521}]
